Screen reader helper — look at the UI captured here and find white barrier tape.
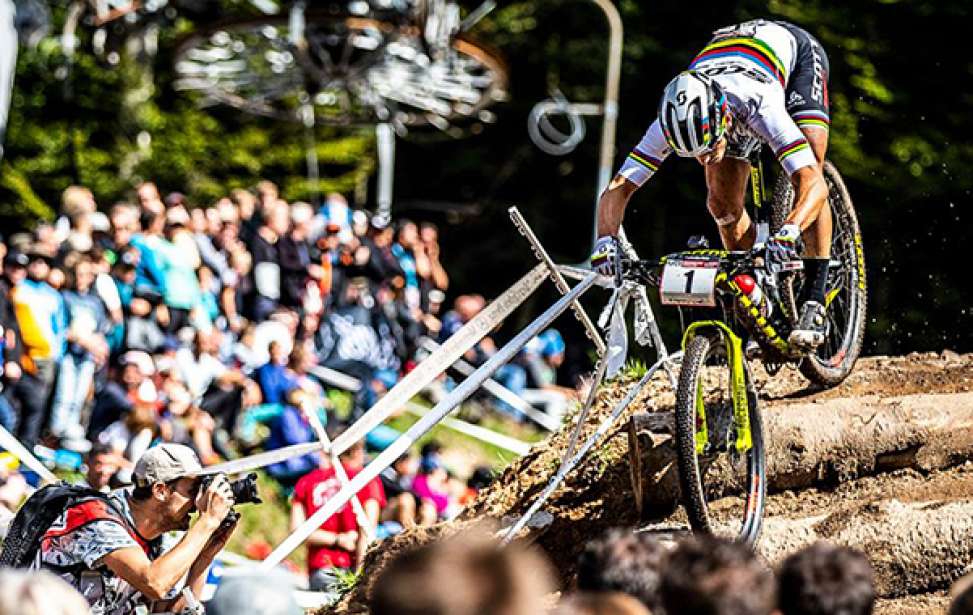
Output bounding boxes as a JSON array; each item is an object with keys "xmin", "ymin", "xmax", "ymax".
[
  {"xmin": 303, "ymin": 404, "xmax": 374, "ymax": 544},
  {"xmin": 329, "ymin": 264, "xmax": 548, "ymax": 458},
  {"xmin": 215, "ymin": 551, "xmax": 259, "ymax": 567},
  {"xmin": 0, "ymin": 424, "xmax": 57, "ymax": 484},
  {"xmin": 404, "ymin": 402, "xmax": 532, "ymax": 456},
  {"xmin": 259, "ymin": 273, "xmax": 597, "ymax": 570},
  {"xmin": 203, "ymin": 441, "xmax": 321, "ymax": 477},
  {"xmin": 308, "ymin": 365, "xmax": 362, "ymax": 392},
  {"xmin": 420, "ymin": 338, "xmax": 560, "ymax": 432}
]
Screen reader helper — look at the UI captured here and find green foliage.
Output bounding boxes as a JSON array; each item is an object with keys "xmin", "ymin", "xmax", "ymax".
[
  {"xmin": 621, "ymin": 359, "xmax": 648, "ymax": 379},
  {"xmin": 1, "ymin": 1, "xmax": 969, "ymax": 351},
  {"xmin": 330, "ymin": 567, "xmax": 363, "ymax": 599}
]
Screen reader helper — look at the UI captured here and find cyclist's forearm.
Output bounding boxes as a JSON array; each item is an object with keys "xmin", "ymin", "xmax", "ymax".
[
  {"xmin": 785, "ymin": 167, "xmax": 828, "ymax": 230},
  {"xmin": 597, "ymin": 176, "xmax": 639, "ymax": 237}
]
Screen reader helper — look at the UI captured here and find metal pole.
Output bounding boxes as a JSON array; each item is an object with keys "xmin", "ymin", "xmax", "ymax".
[
  {"xmin": 376, "ymin": 122, "xmax": 394, "ymax": 223},
  {"xmin": 260, "ymin": 273, "xmax": 599, "ymax": 569},
  {"xmin": 590, "ymin": 0, "xmax": 623, "ymax": 248},
  {"xmin": 0, "ymin": 0, "xmax": 16, "ymax": 163},
  {"xmin": 510, "ymin": 206, "xmax": 606, "ymax": 354},
  {"xmin": 301, "ymin": 100, "xmax": 321, "ymax": 207}
]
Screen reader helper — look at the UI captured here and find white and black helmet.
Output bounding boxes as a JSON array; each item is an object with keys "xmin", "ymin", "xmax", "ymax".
[{"xmin": 658, "ymin": 71, "xmax": 730, "ymax": 157}]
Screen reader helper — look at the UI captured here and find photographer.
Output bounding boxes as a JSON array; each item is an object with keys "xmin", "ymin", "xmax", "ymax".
[{"xmin": 34, "ymin": 444, "xmax": 237, "ymax": 614}]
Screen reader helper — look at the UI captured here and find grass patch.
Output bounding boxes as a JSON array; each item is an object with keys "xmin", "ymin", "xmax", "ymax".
[
  {"xmin": 226, "ymin": 471, "xmax": 305, "ymax": 571},
  {"xmin": 622, "ymin": 359, "xmax": 649, "ymax": 379}
]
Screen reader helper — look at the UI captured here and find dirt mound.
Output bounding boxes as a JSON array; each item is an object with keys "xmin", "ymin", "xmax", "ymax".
[{"xmin": 323, "ymin": 352, "xmax": 973, "ymax": 614}]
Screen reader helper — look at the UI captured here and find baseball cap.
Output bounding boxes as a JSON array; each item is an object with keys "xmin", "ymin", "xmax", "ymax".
[
  {"xmin": 133, "ymin": 443, "xmax": 202, "ymax": 487},
  {"xmin": 540, "ymin": 329, "xmax": 566, "ymax": 357},
  {"xmin": 166, "ymin": 206, "xmax": 190, "ymax": 227},
  {"xmin": 120, "ymin": 350, "xmax": 155, "ymax": 376},
  {"xmin": 3, "ymin": 251, "xmax": 28, "ymax": 268}
]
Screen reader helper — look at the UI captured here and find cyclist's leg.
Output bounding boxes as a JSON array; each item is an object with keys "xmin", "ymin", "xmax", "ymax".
[
  {"xmin": 783, "ymin": 24, "xmax": 833, "ymax": 314},
  {"xmin": 704, "ymin": 157, "xmax": 753, "ymax": 250},
  {"xmin": 799, "ymin": 127, "xmax": 832, "ymax": 260}
]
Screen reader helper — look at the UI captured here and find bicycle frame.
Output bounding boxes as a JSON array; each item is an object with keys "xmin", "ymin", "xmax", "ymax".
[{"xmin": 748, "ymin": 152, "xmax": 774, "ymax": 246}]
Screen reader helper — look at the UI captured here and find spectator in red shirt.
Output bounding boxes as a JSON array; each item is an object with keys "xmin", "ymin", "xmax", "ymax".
[{"xmin": 289, "ymin": 436, "xmax": 385, "ymax": 591}]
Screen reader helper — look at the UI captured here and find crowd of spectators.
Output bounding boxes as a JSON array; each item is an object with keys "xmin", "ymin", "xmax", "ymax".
[
  {"xmin": 0, "ymin": 181, "xmax": 458, "ymax": 466},
  {"xmin": 0, "ymin": 180, "xmax": 569, "ymax": 473},
  {"xmin": 368, "ymin": 527, "xmax": 973, "ymax": 615},
  {"xmin": 0, "ymin": 178, "xmax": 569, "ymax": 601},
  {"xmin": 6, "ymin": 518, "xmax": 973, "ymax": 614}
]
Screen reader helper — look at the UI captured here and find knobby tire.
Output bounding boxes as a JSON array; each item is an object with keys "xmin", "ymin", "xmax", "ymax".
[
  {"xmin": 770, "ymin": 161, "xmax": 868, "ymax": 386},
  {"xmin": 674, "ymin": 334, "xmax": 766, "ymax": 548}
]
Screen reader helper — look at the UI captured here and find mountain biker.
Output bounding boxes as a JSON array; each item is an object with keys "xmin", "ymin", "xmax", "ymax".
[{"xmin": 592, "ymin": 19, "xmax": 832, "ymax": 349}]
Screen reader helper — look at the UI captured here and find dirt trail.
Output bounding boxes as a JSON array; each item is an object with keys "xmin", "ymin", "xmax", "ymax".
[{"xmin": 325, "ymin": 352, "xmax": 973, "ymax": 614}]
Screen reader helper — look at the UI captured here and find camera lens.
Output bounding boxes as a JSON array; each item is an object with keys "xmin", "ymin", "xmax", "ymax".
[{"xmin": 229, "ymin": 473, "xmax": 261, "ymax": 505}]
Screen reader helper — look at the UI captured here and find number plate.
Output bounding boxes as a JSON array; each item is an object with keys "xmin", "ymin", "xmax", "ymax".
[{"xmin": 659, "ymin": 258, "xmax": 719, "ymax": 307}]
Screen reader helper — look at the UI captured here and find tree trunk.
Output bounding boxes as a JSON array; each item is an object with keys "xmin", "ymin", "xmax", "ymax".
[
  {"xmin": 759, "ymin": 495, "xmax": 973, "ymax": 598},
  {"xmin": 631, "ymin": 392, "xmax": 973, "ymax": 520}
]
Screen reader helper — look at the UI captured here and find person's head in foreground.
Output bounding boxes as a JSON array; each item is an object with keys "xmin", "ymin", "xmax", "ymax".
[
  {"xmin": 554, "ymin": 592, "xmax": 651, "ymax": 615},
  {"xmin": 661, "ymin": 535, "xmax": 776, "ymax": 615},
  {"xmin": 777, "ymin": 541, "xmax": 875, "ymax": 615},
  {"xmin": 577, "ymin": 528, "xmax": 667, "ymax": 612},
  {"xmin": 950, "ymin": 572, "xmax": 973, "ymax": 615},
  {"xmin": 369, "ymin": 527, "xmax": 553, "ymax": 615},
  {"xmin": 0, "ymin": 569, "xmax": 92, "ymax": 615},
  {"xmin": 207, "ymin": 571, "xmax": 301, "ymax": 615}
]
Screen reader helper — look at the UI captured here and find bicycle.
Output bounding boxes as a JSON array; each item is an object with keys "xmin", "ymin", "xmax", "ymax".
[{"xmin": 622, "ymin": 157, "xmax": 866, "ymax": 546}]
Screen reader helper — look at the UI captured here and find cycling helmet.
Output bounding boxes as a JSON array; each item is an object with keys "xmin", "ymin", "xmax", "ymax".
[{"xmin": 658, "ymin": 71, "xmax": 730, "ymax": 157}]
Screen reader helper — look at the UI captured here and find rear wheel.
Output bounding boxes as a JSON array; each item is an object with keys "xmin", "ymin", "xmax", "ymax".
[
  {"xmin": 771, "ymin": 161, "xmax": 867, "ymax": 386},
  {"xmin": 673, "ymin": 334, "xmax": 766, "ymax": 547}
]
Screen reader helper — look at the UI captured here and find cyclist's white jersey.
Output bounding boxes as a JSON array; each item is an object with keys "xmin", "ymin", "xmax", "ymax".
[{"xmin": 619, "ymin": 20, "xmax": 818, "ymax": 187}]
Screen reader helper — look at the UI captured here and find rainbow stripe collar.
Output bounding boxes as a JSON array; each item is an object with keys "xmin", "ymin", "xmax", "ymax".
[{"xmin": 690, "ymin": 37, "xmax": 787, "ymax": 87}]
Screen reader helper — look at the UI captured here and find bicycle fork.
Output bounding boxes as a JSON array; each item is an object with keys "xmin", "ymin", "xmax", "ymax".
[{"xmin": 681, "ymin": 321, "xmax": 753, "ymax": 456}]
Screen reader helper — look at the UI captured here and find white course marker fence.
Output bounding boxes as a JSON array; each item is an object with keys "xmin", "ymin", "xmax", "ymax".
[
  {"xmin": 203, "ymin": 263, "xmax": 548, "ymax": 479},
  {"xmin": 0, "ymin": 425, "xmax": 57, "ymax": 484},
  {"xmin": 259, "ymin": 272, "xmax": 600, "ymax": 569}
]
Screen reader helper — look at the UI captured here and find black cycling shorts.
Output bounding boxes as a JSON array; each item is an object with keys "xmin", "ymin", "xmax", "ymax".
[{"xmin": 777, "ymin": 21, "xmax": 831, "ymax": 131}]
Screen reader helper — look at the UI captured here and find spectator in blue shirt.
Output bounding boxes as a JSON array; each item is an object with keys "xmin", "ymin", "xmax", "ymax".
[{"xmin": 50, "ymin": 254, "xmax": 111, "ymax": 450}]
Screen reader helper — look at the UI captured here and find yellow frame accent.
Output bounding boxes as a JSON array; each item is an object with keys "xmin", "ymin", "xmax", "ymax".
[{"xmin": 682, "ymin": 321, "xmax": 753, "ymax": 456}]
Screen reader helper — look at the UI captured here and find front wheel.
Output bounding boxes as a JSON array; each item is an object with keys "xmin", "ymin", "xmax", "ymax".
[
  {"xmin": 673, "ymin": 334, "xmax": 766, "ymax": 547},
  {"xmin": 771, "ymin": 161, "xmax": 868, "ymax": 386}
]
